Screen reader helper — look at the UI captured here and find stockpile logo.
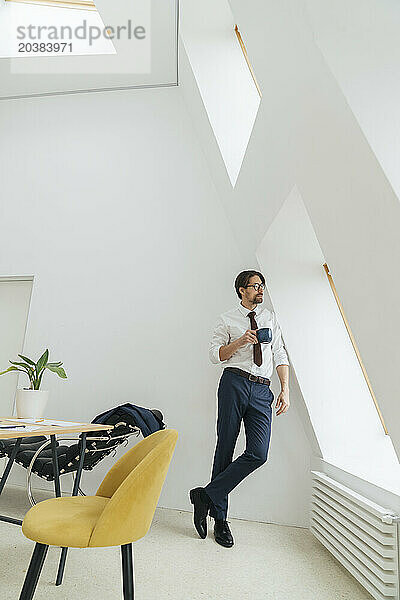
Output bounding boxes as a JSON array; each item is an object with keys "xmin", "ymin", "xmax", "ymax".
[{"xmin": 0, "ymin": 0, "xmax": 151, "ymax": 75}]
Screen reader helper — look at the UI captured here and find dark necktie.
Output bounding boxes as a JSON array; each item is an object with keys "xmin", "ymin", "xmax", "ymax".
[{"xmin": 247, "ymin": 311, "xmax": 262, "ymax": 367}]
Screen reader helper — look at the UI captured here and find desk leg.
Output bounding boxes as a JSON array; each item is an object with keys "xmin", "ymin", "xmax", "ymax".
[
  {"xmin": 56, "ymin": 432, "xmax": 87, "ymax": 587},
  {"xmin": 0, "ymin": 438, "xmax": 22, "ymax": 495},
  {"xmin": 50, "ymin": 435, "xmax": 61, "ymax": 498},
  {"xmin": 72, "ymin": 433, "xmax": 87, "ymax": 496},
  {"xmin": 0, "ymin": 438, "xmax": 23, "ymax": 525}
]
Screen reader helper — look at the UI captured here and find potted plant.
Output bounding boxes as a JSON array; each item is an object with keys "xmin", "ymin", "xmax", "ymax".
[{"xmin": 0, "ymin": 349, "xmax": 67, "ymax": 419}]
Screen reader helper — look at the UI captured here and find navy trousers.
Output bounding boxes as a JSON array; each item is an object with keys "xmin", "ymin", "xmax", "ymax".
[{"xmin": 204, "ymin": 369, "xmax": 274, "ymax": 520}]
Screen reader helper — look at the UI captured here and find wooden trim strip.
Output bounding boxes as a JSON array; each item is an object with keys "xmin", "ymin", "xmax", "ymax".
[
  {"xmin": 323, "ymin": 263, "xmax": 388, "ymax": 435},
  {"xmin": 234, "ymin": 25, "xmax": 262, "ymax": 98},
  {"xmin": 6, "ymin": 0, "xmax": 96, "ymax": 10}
]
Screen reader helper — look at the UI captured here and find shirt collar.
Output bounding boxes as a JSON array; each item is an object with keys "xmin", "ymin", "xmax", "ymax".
[{"xmin": 238, "ymin": 302, "xmax": 260, "ymax": 317}]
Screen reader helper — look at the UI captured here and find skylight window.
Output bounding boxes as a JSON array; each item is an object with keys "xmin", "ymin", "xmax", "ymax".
[
  {"xmin": 181, "ymin": 2, "xmax": 261, "ymax": 187},
  {"xmin": 0, "ymin": 0, "xmax": 154, "ymax": 97},
  {"xmin": 323, "ymin": 263, "xmax": 388, "ymax": 435},
  {"xmin": 0, "ymin": 0, "xmax": 115, "ymax": 58},
  {"xmin": 234, "ymin": 25, "xmax": 262, "ymax": 98},
  {"xmin": 257, "ymin": 186, "xmax": 400, "ymax": 494}
]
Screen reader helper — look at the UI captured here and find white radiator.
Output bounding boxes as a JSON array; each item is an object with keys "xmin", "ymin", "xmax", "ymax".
[{"xmin": 310, "ymin": 471, "xmax": 400, "ymax": 600}]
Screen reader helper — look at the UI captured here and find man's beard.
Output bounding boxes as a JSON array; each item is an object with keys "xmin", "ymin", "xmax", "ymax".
[{"xmin": 255, "ymin": 296, "xmax": 263, "ymax": 303}]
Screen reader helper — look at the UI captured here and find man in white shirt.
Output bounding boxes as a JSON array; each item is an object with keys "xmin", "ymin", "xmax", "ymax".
[{"xmin": 190, "ymin": 270, "xmax": 290, "ymax": 548}]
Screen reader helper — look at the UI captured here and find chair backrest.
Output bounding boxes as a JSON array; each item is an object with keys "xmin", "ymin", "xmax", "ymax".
[{"xmin": 88, "ymin": 428, "xmax": 178, "ymax": 547}]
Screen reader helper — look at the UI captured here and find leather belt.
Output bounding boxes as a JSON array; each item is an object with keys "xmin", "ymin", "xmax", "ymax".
[{"xmin": 225, "ymin": 367, "xmax": 270, "ymax": 386}]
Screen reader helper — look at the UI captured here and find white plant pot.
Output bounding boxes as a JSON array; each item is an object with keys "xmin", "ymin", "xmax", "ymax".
[{"xmin": 16, "ymin": 389, "xmax": 49, "ymax": 419}]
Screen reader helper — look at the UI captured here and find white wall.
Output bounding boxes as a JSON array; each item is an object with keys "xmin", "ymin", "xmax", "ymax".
[{"xmin": 0, "ymin": 85, "xmax": 312, "ymax": 526}]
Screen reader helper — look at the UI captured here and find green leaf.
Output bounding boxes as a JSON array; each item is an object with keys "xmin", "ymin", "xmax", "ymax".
[
  {"xmin": 9, "ymin": 361, "xmax": 33, "ymax": 371},
  {"xmin": 9, "ymin": 362, "xmax": 34, "ymax": 386},
  {"xmin": 18, "ymin": 354, "xmax": 36, "ymax": 366},
  {"xmin": 46, "ymin": 362, "xmax": 63, "ymax": 367},
  {"xmin": 0, "ymin": 366, "xmax": 22, "ymax": 376},
  {"xmin": 46, "ymin": 365, "xmax": 67, "ymax": 379},
  {"xmin": 36, "ymin": 349, "xmax": 49, "ymax": 374}
]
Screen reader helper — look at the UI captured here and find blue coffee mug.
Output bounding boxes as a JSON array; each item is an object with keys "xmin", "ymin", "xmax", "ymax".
[{"xmin": 256, "ymin": 327, "xmax": 272, "ymax": 344}]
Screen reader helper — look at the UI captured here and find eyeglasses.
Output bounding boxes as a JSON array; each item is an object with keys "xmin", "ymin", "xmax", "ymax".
[{"xmin": 245, "ymin": 283, "xmax": 265, "ymax": 292}]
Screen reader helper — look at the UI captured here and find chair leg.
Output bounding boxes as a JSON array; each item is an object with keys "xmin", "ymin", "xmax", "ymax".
[
  {"xmin": 121, "ymin": 544, "xmax": 134, "ymax": 600},
  {"xmin": 0, "ymin": 438, "xmax": 22, "ymax": 495},
  {"xmin": 19, "ymin": 543, "xmax": 49, "ymax": 600},
  {"xmin": 55, "ymin": 433, "xmax": 87, "ymax": 586},
  {"xmin": 56, "ymin": 547, "xmax": 68, "ymax": 586}
]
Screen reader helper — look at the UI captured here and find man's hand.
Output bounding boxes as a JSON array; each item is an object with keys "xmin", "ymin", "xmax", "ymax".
[
  {"xmin": 219, "ymin": 329, "xmax": 258, "ymax": 361},
  {"xmin": 219, "ymin": 329, "xmax": 260, "ymax": 361},
  {"xmin": 239, "ymin": 329, "xmax": 258, "ymax": 347},
  {"xmin": 275, "ymin": 388, "xmax": 290, "ymax": 416}
]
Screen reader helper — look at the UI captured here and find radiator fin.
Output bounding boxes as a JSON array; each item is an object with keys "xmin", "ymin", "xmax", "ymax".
[{"xmin": 311, "ymin": 471, "xmax": 399, "ymax": 600}]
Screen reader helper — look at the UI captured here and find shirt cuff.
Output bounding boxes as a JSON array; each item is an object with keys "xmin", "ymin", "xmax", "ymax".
[
  {"xmin": 209, "ymin": 345, "xmax": 224, "ymax": 364},
  {"xmin": 274, "ymin": 350, "xmax": 289, "ymax": 367}
]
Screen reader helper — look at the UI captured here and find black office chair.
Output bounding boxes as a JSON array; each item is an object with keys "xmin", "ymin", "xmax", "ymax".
[{"xmin": 0, "ymin": 407, "xmax": 164, "ymax": 506}]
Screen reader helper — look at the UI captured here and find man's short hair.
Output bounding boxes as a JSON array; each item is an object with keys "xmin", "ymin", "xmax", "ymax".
[{"xmin": 234, "ymin": 270, "xmax": 265, "ymax": 299}]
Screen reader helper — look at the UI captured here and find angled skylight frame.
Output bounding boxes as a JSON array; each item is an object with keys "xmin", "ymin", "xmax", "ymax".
[
  {"xmin": 234, "ymin": 24, "xmax": 262, "ymax": 98},
  {"xmin": 323, "ymin": 263, "xmax": 388, "ymax": 435}
]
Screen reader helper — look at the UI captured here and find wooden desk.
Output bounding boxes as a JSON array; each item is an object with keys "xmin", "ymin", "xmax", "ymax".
[
  {"xmin": 0, "ymin": 418, "xmax": 113, "ymax": 524},
  {"xmin": 0, "ymin": 417, "xmax": 113, "ymax": 437}
]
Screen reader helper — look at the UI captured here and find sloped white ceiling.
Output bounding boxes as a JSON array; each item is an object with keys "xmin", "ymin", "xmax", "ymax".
[
  {"xmin": 0, "ymin": 0, "xmax": 178, "ymax": 98},
  {"xmin": 305, "ymin": 0, "xmax": 400, "ymax": 205}
]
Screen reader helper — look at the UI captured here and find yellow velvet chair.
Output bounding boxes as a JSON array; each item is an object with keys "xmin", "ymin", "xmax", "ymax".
[{"xmin": 18, "ymin": 428, "xmax": 178, "ymax": 600}]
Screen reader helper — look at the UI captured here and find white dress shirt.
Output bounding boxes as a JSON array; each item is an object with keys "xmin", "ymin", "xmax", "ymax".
[{"xmin": 209, "ymin": 302, "xmax": 289, "ymax": 379}]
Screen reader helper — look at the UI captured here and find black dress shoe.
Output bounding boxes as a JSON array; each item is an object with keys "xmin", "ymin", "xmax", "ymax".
[
  {"xmin": 189, "ymin": 487, "xmax": 211, "ymax": 539},
  {"xmin": 214, "ymin": 519, "xmax": 234, "ymax": 548}
]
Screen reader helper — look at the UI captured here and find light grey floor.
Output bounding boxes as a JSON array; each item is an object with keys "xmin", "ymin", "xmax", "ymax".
[{"xmin": 0, "ymin": 485, "xmax": 372, "ymax": 600}]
